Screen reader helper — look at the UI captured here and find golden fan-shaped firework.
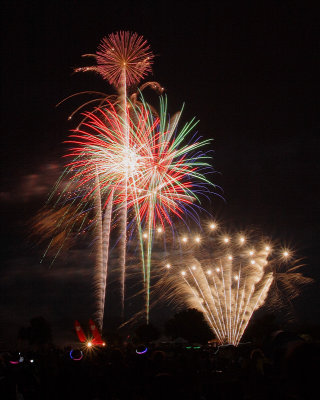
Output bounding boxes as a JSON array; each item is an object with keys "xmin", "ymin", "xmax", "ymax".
[{"xmin": 156, "ymin": 225, "xmax": 312, "ymax": 346}]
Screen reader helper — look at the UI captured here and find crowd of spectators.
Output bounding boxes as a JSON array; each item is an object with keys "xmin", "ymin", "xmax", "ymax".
[{"xmin": 0, "ymin": 333, "xmax": 319, "ymax": 400}]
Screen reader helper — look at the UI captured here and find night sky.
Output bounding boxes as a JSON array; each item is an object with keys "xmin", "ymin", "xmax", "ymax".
[{"xmin": 1, "ymin": 1, "xmax": 319, "ymax": 345}]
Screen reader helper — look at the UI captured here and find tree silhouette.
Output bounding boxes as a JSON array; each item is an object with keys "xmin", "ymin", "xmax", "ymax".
[
  {"xmin": 134, "ymin": 323, "xmax": 160, "ymax": 343},
  {"xmin": 29, "ymin": 316, "xmax": 52, "ymax": 346},
  {"xmin": 165, "ymin": 308, "xmax": 214, "ymax": 344},
  {"xmin": 243, "ymin": 312, "xmax": 279, "ymax": 344}
]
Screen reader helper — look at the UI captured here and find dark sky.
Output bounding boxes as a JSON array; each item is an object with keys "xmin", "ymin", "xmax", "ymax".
[{"xmin": 1, "ymin": 0, "xmax": 319, "ymax": 345}]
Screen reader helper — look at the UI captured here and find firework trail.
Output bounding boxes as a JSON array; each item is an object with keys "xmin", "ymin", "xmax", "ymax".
[
  {"xmin": 94, "ymin": 172, "xmax": 104, "ymax": 323},
  {"xmin": 158, "ymin": 225, "xmax": 312, "ymax": 345},
  {"xmin": 94, "ymin": 176, "xmax": 114, "ymax": 327},
  {"xmin": 74, "ymin": 31, "xmax": 156, "ymax": 319},
  {"xmin": 98, "ymin": 190, "xmax": 113, "ymax": 325}
]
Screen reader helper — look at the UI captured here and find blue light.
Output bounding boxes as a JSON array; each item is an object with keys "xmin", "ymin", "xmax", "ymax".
[
  {"xmin": 136, "ymin": 346, "xmax": 148, "ymax": 355},
  {"xmin": 69, "ymin": 349, "xmax": 83, "ymax": 361}
]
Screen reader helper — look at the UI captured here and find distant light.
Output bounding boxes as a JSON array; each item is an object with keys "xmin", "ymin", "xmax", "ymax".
[
  {"xmin": 283, "ymin": 251, "xmax": 289, "ymax": 257},
  {"xmin": 250, "ymin": 260, "xmax": 255, "ymax": 265},
  {"xmin": 240, "ymin": 237, "xmax": 245, "ymax": 244},
  {"xmin": 223, "ymin": 237, "xmax": 229, "ymax": 243},
  {"xmin": 210, "ymin": 223, "xmax": 216, "ymax": 230},
  {"xmin": 191, "ymin": 265, "xmax": 197, "ymax": 270},
  {"xmin": 182, "ymin": 236, "xmax": 188, "ymax": 243},
  {"xmin": 249, "ymin": 250, "xmax": 254, "ymax": 256},
  {"xmin": 143, "ymin": 233, "xmax": 148, "ymax": 238},
  {"xmin": 234, "ymin": 275, "xmax": 239, "ymax": 281},
  {"xmin": 87, "ymin": 341, "xmax": 92, "ymax": 348},
  {"xmin": 157, "ymin": 227, "xmax": 163, "ymax": 233},
  {"xmin": 265, "ymin": 246, "xmax": 270, "ymax": 251},
  {"xmin": 207, "ymin": 270, "xmax": 212, "ymax": 275},
  {"xmin": 228, "ymin": 255, "xmax": 233, "ymax": 260},
  {"xmin": 102, "ymin": 342, "xmax": 106, "ymax": 347},
  {"xmin": 166, "ymin": 263, "xmax": 171, "ymax": 269},
  {"xmin": 181, "ymin": 271, "xmax": 186, "ymax": 276},
  {"xmin": 195, "ymin": 236, "xmax": 201, "ymax": 243},
  {"xmin": 216, "ymin": 268, "xmax": 220, "ymax": 272},
  {"xmin": 30, "ymin": 359, "xmax": 34, "ymax": 363}
]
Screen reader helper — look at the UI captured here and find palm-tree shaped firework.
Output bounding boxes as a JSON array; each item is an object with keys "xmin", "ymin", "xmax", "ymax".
[{"xmin": 76, "ymin": 32, "xmax": 156, "ymax": 320}]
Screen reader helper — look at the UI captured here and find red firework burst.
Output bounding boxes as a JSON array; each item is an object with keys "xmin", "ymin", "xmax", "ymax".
[
  {"xmin": 63, "ymin": 97, "xmax": 211, "ymax": 226},
  {"xmin": 95, "ymin": 31, "xmax": 154, "ymax": 87}
]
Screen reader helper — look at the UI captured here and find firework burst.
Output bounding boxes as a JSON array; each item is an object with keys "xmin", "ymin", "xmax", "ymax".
[
  {"xmin": 96, "ymin": 32, "xmax": 154, "ymax": 87},
  {"xmin": 75, "ymin": 31, "xmax": 154, "ymax": 88},
  {"xmin": 157, "ymin": 225, "xmax": 312, "ymax": 346},
  {"xmin": 38, "ymin": 93, "xmax": 214, "ymax": 326},
  {"xmin": 66, "ymin": 96, "xmax": 213, "ymax": 322}
]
